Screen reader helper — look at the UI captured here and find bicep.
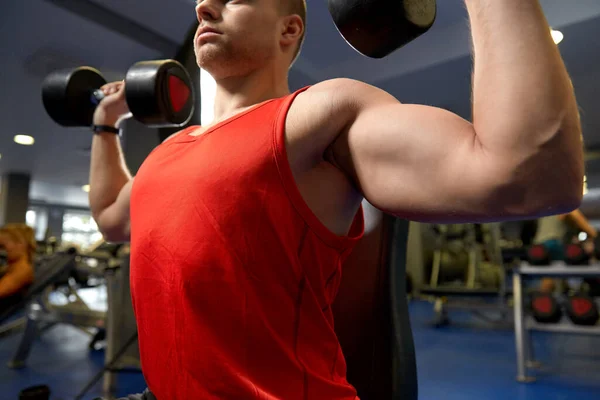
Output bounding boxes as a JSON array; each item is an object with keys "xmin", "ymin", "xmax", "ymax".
[{"xmin": 333, "ymin": 85, "xmax": 510, "ymax": 222}]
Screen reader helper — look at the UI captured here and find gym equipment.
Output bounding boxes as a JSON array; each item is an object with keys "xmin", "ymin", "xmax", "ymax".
[
  {"xmin": 2, "ymin": 244, "xmax": 141, "ymax": 399},
  {"xmin": 328, "ymin": 0, "xmax": 437, "ymax": 59},
  {"xmin": 42, "ymin": 59, "xmax": 194, "ymax": 128},
  {"xmin": 1, "ymin": 249, "xmax": 114, "ymax": 369},
  {"xmin": 530, "ymin": 292, "xmax": 561, "ymax": 323},
  {"xmin": 421, "ymin": 223, "xmax": 511, "ymax": 328},
  {"xmin": 565, "ymin": 294, "xmax": 599, "ymax": 326},
  {"xmin": 565, "ymin": 243, "xmax": 589, "ymax": 265},
  {"xmin": 334, "ymin": 212, "xmax": 417, "ymax": 400},
  {"xmin": 100, "ymin": 246, "xmax": 142, "ymax": 396},
  {"xmin": 425, "ymin": 224, "xmax": 505, "ymax": 291},
  {"xmin": 594, "ymin": 236, "xmax": 600, "ymax": 261},
  {"xmin": 0, "ymin": 249, "xmax": 77, "ymax": 323},
  {"xmin": 526, "ymin": 244, "xmax": 550, "ymax": 266},
  {"xmin": 18, "ymin": 385, "xmax": 50, "ymax": 400},
  {"xmin": 74, "ymin": 330, "xmax": 139, "ymax": 400},
  {"xmin": 427, "ymin": 225, "xmax": 475, "ymax": 288}
]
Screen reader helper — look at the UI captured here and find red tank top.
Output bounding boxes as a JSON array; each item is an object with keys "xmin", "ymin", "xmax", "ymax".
[{"xmin": 129, "ymin": 86, "xmax": 365, "ymax": 400}]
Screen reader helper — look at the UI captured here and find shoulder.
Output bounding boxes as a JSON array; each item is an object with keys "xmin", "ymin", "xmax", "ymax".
[
  {"xmin": 308, "ymin": 77, "xmax": 372, "ymax": 92},
  {"xmin": 287, "ymin": 78, "xmax": 371, "ymax": 130},
  {"xmin": 290, "ymin": 79, "xmax": 398, "ymax": 127},
  {"xmin": 297, "ymin": 78, "xmax": 375, "ymax": 106},
  {"xmin": 284, "ymin": 80, "xmax": 358, "ymax": 160},
  {"xmin": 302, "ymin": 78, "xmax": 394, "ymax": 104},
  {"xmin": 285, "ymin": 79, "xmax": 397, "ymax": 155},
  {"xmin": 282, "ymin": 80, "xmax": 366, "ymax": 171}
]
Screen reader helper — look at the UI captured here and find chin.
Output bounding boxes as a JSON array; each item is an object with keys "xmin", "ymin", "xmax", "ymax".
[
  {"xmin": 196, "ymin": 57, "xmax": 219, "ymax": 78},
  {"xmin": 195, "ymin": 47, "xmax": 222, "ymax": 70},
  {"xmin": 196, "ymin": 56, "xmax": 235, "ymax": 80},
  {"xmin": 195, "ymin": 44, "xmax": 266, "ymax": 78}
]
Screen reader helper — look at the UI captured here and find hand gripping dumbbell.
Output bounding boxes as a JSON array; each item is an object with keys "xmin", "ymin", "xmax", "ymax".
[{"xmin": 42, "ymin": 59, "xmax": 195, "ymax": 128}]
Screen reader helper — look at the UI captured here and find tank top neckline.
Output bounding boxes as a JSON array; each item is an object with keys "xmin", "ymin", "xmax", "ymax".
[{"xmin": 173, "ymin": 95, "xmax": 287, "ymax": 143}]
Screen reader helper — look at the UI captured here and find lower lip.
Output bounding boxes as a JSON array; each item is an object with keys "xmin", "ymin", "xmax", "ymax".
[{"xmin": 198, "ymin": 32, "xmax": 220, "ymax": 40}]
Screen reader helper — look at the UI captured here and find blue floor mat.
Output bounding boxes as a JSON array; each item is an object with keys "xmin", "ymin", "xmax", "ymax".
[{"xmin": 0, "ymin": 300, "xmax": 598, "ymax": 399}]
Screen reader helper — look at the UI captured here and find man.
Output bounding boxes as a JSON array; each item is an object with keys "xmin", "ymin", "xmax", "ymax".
[
  {"xmin": 534, "ymin": 210, "xmax": 597, "ymax": 293},
  {"xmin": 89, "ymin": 0, "xmax": 583, "ymax": 398},
  {"xmin": 535, "ymin": 210, "xmax": 597, "ymax": 262}
]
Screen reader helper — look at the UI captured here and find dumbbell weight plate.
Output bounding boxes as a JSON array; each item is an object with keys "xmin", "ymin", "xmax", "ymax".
[
  {"xmin": 565, "ymin": 243, "xmax": 589, "ymax": 265},
  {"xmin": 527, "ymin": 244, "xmax": 551, "ymax": 266},
  {"xmin": 328, "ymin": 0, "xmax": 437, "ymax": 58},
  {"xmin": 42, "ymin": 67, "xmax": 107, "ymax": 127},
  {"xmin": 530, "ymin": 292, "xmax": 562, "ymax": 323},
  {"xmin": 125, "ymin": 60, "xmax": 195, "ymax": 127},
  {"xmin": 565, "ymin": 294, "xmax": 599, "ymax": 326}
]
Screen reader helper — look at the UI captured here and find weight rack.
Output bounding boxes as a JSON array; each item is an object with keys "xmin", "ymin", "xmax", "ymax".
[{"xmin": 512, "ymin": 262, "xmax": 600, "ymax": 382}]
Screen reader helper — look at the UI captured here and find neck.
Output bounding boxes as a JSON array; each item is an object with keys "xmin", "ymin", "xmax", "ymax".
[{"xmin": 210, "ymin": 63, "xmax": 290, "ymax": 124}]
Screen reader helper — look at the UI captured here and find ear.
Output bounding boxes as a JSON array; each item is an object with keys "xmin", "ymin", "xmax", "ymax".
[{"xmin": 280, "ymin": 14, "xmax": 304, "ymax": 49}]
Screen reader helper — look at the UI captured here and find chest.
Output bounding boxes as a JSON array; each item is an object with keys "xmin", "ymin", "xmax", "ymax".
[{"xmin": 134, "ymin": 99, "xmax": 361, "ymax": 237}]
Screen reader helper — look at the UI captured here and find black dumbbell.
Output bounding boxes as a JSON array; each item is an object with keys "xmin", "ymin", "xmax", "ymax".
[
  {"xmin": 565, "ymin": 294, "xmax": 599, "ymax": 326},
  {"xmin": 530, "ymin": 291, "xmax": 562, "ymax": 323},
  {"xmin": 328, "ymin": 0, "xmax": 436, "ymax": 58},
  {"xmin": 527, "ymin": 244, "xmax": 551, "ymax": 266},
  {"xmin": 42, "ymin": 59, "xmax": 195, "ymax": 128},
  {"xmin": 565, "ymin": 243, "xmax": 590, "ymax": 265}
]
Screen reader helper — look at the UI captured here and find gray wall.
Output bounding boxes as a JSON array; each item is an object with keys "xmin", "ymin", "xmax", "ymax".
[{"xmin": 0, "ymin": 173, "xmax": 31, "ymax": 225}]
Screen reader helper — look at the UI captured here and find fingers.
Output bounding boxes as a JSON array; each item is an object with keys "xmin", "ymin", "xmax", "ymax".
[
  {"xmin": 114, "ymin": 82, "xmax": 126, "ymax": 100},
  {"xmin": 100, "ymin": 81, "xmax": 125, "ymax": 96}
]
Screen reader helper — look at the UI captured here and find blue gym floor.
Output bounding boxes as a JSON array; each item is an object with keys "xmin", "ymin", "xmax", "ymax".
[{"xmin": 1, "ymin": 300, "xmax": 599, "ymax": 400}]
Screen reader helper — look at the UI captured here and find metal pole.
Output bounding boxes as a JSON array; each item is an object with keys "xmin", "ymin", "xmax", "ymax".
[{"xmin": 513, "ymin": 271, "xmax": 535, "ymax": 382}]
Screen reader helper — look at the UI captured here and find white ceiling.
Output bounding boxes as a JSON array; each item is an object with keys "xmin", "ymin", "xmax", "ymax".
[{"xmin": 2, "ymin": 0, "xmax": 600, "ymax": 208}]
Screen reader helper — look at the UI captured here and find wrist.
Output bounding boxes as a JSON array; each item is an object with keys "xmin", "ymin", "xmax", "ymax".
[
  {"xmin": 92, "ymin": 118, "xmax": 118, "ymax": 129},
  {"xmin": 93, "ymin": 109, "xmax": 119, "ymax": 128},
  {"xmin": 92, "ymin": 125, "xmax": 120, "ymax": 135}
]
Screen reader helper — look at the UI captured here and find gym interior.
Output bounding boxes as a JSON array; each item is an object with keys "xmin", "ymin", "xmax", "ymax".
[{"xmin": 1, "ymin": 1, "xmax": 600, "ymax": 399}]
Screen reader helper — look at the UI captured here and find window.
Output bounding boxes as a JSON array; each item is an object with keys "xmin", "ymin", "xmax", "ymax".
[
  {"xmin": 26, "ymin": 207, "xmax": 48, "ymax": 241},
  {"xmin": 61, "ymin": 211, "xmax": 103, "ymax": 251}
]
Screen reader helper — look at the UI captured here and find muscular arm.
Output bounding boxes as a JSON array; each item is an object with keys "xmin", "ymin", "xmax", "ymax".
[
  {"xmin": 89, "ymin": 132, "xmax": 133, "ymax": 242},
  {"xmin": 326, "ymin": 0, "xmax": 583, "ymax": 223},
  {"xmin": 562, "ymin": 210, "xmax": 597, "ymax": 238}
]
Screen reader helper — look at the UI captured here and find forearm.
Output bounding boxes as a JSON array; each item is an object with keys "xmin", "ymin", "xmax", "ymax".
[
  {"xmin": 467, "ymin": 0, "xmax": 578, "ymax": 138},
  {"xmin": 567, "ymin": 210, "xmax": 597, "ymax": 238},
  {"xmin": 465, "ymin": 0, "xmax": 583, "ymax": 209},
  {"xmin": 89, "ymin": 133, "xmax": 132, "ymax": 219}
]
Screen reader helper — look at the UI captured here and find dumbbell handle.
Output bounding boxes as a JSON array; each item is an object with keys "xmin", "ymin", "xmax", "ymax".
[
  {"xmin": 91, "ymin": 89, "xmax": 105, "ymax": 106},
  {"xmin": 90, "ymin": 89, "xmax": 133, "ymax": 123}
]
